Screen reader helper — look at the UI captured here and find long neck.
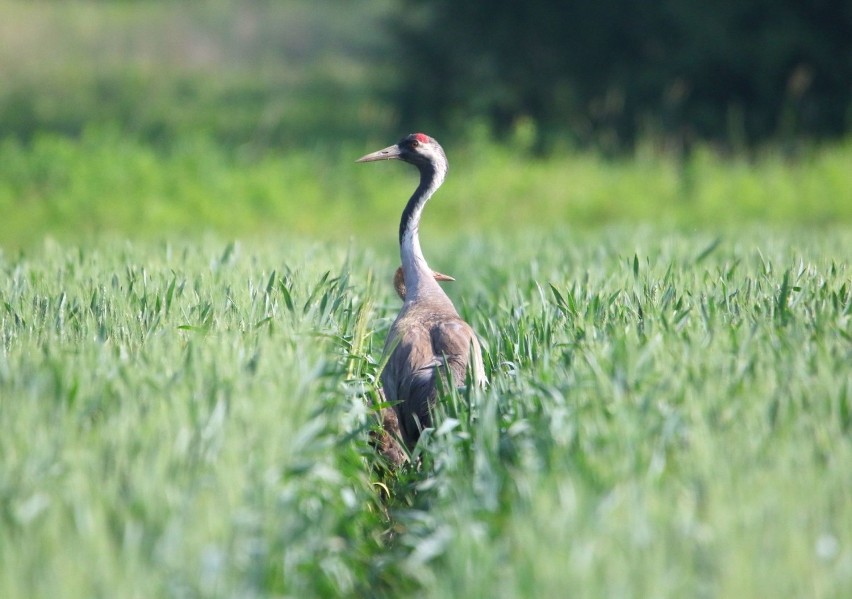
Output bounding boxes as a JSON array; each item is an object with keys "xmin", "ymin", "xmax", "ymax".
[{"xmin": 399, "ymin": 161, "xmax": 451, "ymax": 305}]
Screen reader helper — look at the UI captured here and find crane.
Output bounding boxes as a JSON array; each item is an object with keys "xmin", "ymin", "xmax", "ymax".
[
  {"xmin": 374, "ymin": 267, "xmax": 456, "ymax": 466},
  {"xmin": 358, "ymin": 133, "xmax": 486, "ymax": 448}
]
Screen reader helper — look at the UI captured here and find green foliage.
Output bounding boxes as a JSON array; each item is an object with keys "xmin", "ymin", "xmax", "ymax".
[
  {"xmin": 1, "ymin": 229, "xmax": 851, "ymax": 597},
  {"xmin": 8, "ymin": 0, "xmax": 850, "ymax": 154},
  {"xmin": 0, "ymin": 240, "xmax": 391, "ymax": 597},
  {"xmin": 393, "ymin": 0, "xmax": 852, "ymax": 149},
  {"xmin": 1, "ymin": 130, "xmax": 852, "ymax": 250},
  {"xmin": 0, "ymin": 0, "xmax": 398, "ymax": 147},
  {"xmin": 3, "ymin": 3, "xmax": 850, "ymax": 596}
]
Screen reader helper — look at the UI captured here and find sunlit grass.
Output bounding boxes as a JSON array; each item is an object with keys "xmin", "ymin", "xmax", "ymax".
[
  {"xmin": 1, "ymin": 229, "xmax": 850, "ymax": 597},
  {"xmin": 1, "ymin": 130, "xmax": 851, "ymax": 250},
  {"xmin": 3, "ymin": 1, "xmax": 850, "ymax": 595}
]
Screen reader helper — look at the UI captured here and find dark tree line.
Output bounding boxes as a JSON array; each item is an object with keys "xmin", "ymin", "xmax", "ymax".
[{"xmin": 391, "ymin": 0, "xmax": 852, "ymax": 150}]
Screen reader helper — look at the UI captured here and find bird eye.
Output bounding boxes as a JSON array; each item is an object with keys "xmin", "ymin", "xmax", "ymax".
[{"xmin": 410, "ymin": 139, "xmax": 420, "ymax": 147}]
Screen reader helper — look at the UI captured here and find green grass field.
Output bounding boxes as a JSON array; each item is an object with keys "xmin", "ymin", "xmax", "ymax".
[
  {"xmin": 2, "ymin": 228, "xmax": 850, "ymax": 598},
  {"xmin": 2, "ymin": 130, "xmax": 851, "ymax": 249},
  {"xmin": 2, "ymin": 2, "xmax": 852, "ymax": 597}
]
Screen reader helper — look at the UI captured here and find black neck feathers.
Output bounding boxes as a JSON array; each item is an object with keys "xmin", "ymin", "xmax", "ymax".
[{"xmin": 398, "ymin": 165, "xmax": 437, "ymax": 245}]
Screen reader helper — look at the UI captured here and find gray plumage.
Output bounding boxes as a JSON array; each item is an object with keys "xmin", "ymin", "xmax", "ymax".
[{"xmin": 357, "ymin": 133, "xmax": 486, "ymax": 447}]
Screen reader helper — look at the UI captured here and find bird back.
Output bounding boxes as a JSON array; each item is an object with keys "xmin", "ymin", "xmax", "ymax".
[{"xmin": 381, "ymin": 303, "xmax": 485, "ymax": 445}]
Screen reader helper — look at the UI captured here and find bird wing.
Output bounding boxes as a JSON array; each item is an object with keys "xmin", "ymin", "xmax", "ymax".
[
  {"xmin": 430, "ymin": 318, "xmax": 485, "ymax": 388},
  {"xmin": 381, "ymin": 316, "xmax": 486, "ymax": 445},
  {"xmin": 381, "ymin": 323, "xmax": 442, "ymax": 443}
]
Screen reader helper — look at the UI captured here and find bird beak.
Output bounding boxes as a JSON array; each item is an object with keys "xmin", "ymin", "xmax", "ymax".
[
  {"xmin": 356, "ymin": 144, "xmax": 402, "ymax": 162},
  {"xmin": 433, "ymin": 272, "xmax": 455, "ymax": 282}
]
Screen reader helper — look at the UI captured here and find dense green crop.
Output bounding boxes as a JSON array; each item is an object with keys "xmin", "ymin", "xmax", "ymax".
[
  {"xmin": 1, "ymin": 230, "xmax": 850, "ymax": 597},
  {"xmin": 3, "ymin": 2, "xmax": 850, "ymax": 595}
]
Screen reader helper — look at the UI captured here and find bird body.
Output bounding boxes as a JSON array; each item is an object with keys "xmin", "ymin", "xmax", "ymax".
[
  {"xmin": 358, "ymin": 133, "xmax": 485, "ymax": 447},
  {"xmin": 381, "ymin": 301, "xmax": 484, "ymax": 442},
  {"xmin": 375, "ymin": 267, "xmax": 457, "ymax": 466}
]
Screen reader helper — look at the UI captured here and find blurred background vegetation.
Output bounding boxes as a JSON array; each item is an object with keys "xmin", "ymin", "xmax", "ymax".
[
  {"xmin": 393, "ymin": 0, "xmax": 852, "ymax": 152},
  {"xmin": 0, "ymin": 0, "xmax": 850, "ymax": 248},
  {"xmin": 0, "ymin": 0, "xmax": 397, "ymax": 149}
]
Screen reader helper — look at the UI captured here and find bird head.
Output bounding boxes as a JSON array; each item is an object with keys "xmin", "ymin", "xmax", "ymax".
[
  {"xmin": 356, "ymin": 133, "xmax": 446, "ymax": 169},
  {"xmin": 393, "ymin": 266, "xmax": 454, "ymax": 300}
]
